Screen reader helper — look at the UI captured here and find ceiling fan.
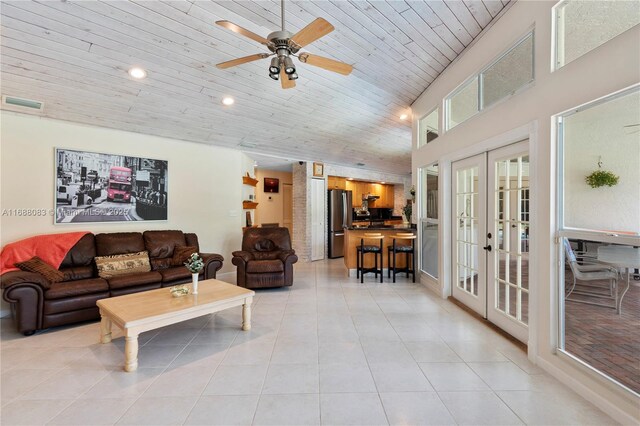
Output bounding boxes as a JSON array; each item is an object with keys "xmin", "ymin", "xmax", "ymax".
[{"xmin": 215, "ymin": 0, "xmax": 353, "ymax": 89}]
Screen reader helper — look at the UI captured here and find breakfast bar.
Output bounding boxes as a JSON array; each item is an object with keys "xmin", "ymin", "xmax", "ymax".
[{"xmin": 343, "ymin": 225, "xmax": 416, "ymax": 276}]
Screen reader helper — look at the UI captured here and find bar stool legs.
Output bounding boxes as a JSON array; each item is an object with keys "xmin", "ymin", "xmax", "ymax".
[
  {"xmin": 388, "ymin": 234, "xmax": 416, "ymax": 283},
  {"xmin": 356, "ymin": 235, "xmax": 384, "ymax": 283}
]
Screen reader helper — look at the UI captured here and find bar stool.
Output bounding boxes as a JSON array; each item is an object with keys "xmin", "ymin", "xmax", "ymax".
[
  {"xmin": 356, "ymin": 233, "xmax": 384, "ymax": 283},
  {"xmin": 387, "ymin": 233, "xmax": 416, "ymax": 283}
]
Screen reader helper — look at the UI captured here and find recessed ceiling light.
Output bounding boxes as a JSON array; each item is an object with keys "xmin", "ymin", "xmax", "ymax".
[
  {"xmin": 380, "ymin": 181, "xmax": 386, "ymax": 184},
  {"xmin": 347, "ymin": 178, "xmax": 353, "ymax": 181},
  {"xmin": 222, "ymin": 96, "xmax": 235, "ymax": 106},
  {"xmin": 128, "ymin": 67, "xmax": 147, "ymax": 79},
  {"xmin": 399, "ymin": 113, "xmax": 408, "ymax": 120}
]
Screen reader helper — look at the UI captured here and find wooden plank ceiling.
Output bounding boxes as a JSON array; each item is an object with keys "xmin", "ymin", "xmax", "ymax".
[{"xmin": 0, "ymin": 0, "xmax": 509, "ymax": 174}]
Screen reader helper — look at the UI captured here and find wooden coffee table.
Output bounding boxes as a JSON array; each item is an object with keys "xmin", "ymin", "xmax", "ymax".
[{"xmin": 97, "ymin": 279, "xmax": 254, "ymax": 372}]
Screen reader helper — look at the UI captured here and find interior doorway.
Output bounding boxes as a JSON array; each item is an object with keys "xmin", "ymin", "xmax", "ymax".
[{"xmin": 451, "ymin": 140, "xmax": 530, "ymax": 342}]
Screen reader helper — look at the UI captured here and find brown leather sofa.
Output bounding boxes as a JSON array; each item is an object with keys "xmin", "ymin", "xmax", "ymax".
[
  {"xmin": 1, "ymin": 230, "xmax": 223, "ymax": 335},
  {"xmin": 232, "ymin": 227, "xmax": 297, "ymax": 289}
]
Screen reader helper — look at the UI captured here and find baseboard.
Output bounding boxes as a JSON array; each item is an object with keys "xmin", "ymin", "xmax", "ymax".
[{"xmin": 535, "ymin": 356, "xmax": 639, "ymax": 425}]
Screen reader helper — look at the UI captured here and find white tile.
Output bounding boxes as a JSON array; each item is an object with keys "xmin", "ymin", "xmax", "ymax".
[
  {"xmin": 82, "ymin": 368, "xmax": 163, "ymax": 399},
  {"xmin": 271, "ymin": 338, "xmax": 318, "ymax": 364},
  {"xmin": 190, "ymin": 328, "xmax": 239, "ymax": 346},
  {"xmin": 369, "ymin": 362, "xmax": 434, "ymax": 392},
  {"xmin": 439, "ymin": 391, "xmax": 524, "ymax": 425},
  {"xmin": 142, "ymin": 365, "xmax": 212, "ymax": 397},
  {"xmin": 116, "ymin": 396, "xmax": 196, "ymax": 425},
  {"xmin": 318, "ymin": 340, "xmax": 367, "ymax": 365},
  {"xmin": 184, "ymin": 395, "xmax": 259, "ymax": 425},
  {"xmin": 221, "ymin": 341, "xmax": 274, "ymax": 365},
  {"xmin": 145, "ymin": 328, "xmax": 200, "ymax": 346},
  {"xmin": 361, "ymin": 340, "xmax": 414, "ymax": 364},
  {"xmin": 419, "ymin": 363, "xmax": 489, "ymax": 391},
  {"xmin": 320, "ymin": 393, "xmax": 388, "ymax": 426},
  {"xmin": 447, "ymin": 341, "xmax": 510, "ymax": 362},
  {"xmin": 136, "ymin": 344, "xmax": 185, "ymax": 368},
  {"xmin": 393, "ymin": 325, "xmax": 442, "ymax": 342},
  {"xmin": 405, "ymin": 341, "xmax": 463, "ymax": 363},
  {"xmin": 319, "ymin": 363, "xmax": 377, "ymax": 393},
  {"xmin": 380, "ymin": 392, "xmax": 456, "ymax": 425},
  {"xmin": 0, "ymin": 398, "xmax": 72, "ymax": 425},
  {"xmin": 254, "ymin": 393, "xmax": 320, "ymax": 425},
  {"xmin": 1, "ymin": 368, "xmax": 59, "ymax": 403},
  {"xmin": 467, "ymin": 362, "xmax": 535, "ymax": 391},
  {"xmin": 20, "ymin": 369, "xmax": 110, "ymax": 400},
  {"xmin": 48, "ymin": 397, "xmax": 137, "ymax": 425},
  {"xmin": 166, "ymin": 343, "xmax": 227, "ymax": 371},
  {"xmin": 203, "ymin": 364, "xmax": 268, "ymax": 395},
  {"xmin": 262, "ymin": 364, "xmax": 319, "ymax": 394}
]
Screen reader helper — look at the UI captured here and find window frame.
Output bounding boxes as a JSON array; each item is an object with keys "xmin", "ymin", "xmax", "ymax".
[
  {"xmin": 418, "ymin": 107, "xmax": 440, "ymax": 148},
  {"xmin": 419, "ymin": 163, "xmax": 440, "ymax": 279},
  {"xmin": 445, "ymin": 30, "xmax": 535, "ymax": 131}
]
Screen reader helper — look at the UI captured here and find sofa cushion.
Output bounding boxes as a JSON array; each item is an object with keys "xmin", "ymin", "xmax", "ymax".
[
  {"xmin": 107, "ymin": 271, "xmax": 163, "ymax": 290},
  {"xmin": 60, "ymin": 265, "xmax": 95, "ymax": 281},
  {"xmin": 172, "ymin": 246, "xmax": 197, "ymax": 266},
  {"xmin": 95, "ymin": 233, "xmax": 145, "ymax": 256},
  {"xmin": 150, "ymin": 257, "xmax": 173, "ymax": 271},
  {"xmin": 95, "ymin": 251, "xmax": 151, "ymax": 278},
  {"xmin": 246, "ymin": 260, "xmax": 284, "ymax": 274},
  {"xmin": 60, "ymin": 234, "xmax": 96, "ymax": 268},
  {"xmin": 159, "ymin": 266, "xmax": 192, "ymax": 283},
  {"xmin": 15, "ymin": 256, "xmax": 65, "ymax": 283},
  {"xmin": 143, "ymin": 230, "xmax": 186, "ymax": 259},
  {"xmin": 45, "ymin": 278, "xmax": 109, "ymax": 300},
  {"xmin": 254, "ymin": 239, "xmax": 275, "ymax": 252},
  {"xmin": 185, "ymin": 233, "xmax": 200, "ymax": 251}
]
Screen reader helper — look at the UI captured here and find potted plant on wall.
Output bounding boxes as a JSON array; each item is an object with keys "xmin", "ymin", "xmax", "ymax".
[{"xmin": 585, "ymin": 157, "xmax": 619, "ymax": 189}]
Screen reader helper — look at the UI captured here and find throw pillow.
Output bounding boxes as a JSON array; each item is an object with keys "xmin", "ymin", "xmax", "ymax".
[
  {"xmin": 15, "ymin": 256, "xmax": 65, "ymax": 283},
  {"xmin": 254, "ymin": 239, "xmax": 275, "ymax": 252},
  {"xmin": 95, "ymin": 251, "xmax": 151, "ymax": 279},
  {"xmin": 172, "ymin": 246, "xmax": 197, "ymax": 266}
]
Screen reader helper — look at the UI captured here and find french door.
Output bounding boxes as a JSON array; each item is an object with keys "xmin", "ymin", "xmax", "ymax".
[{"xmin": 452, "ymin": 141, "xmax": 530, "ymax": 342}]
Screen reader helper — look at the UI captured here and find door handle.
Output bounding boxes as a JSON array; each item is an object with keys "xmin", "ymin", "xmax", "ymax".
[{"xmin": 483, "ymin": 245, "xmax": 492, "ymax": 252}]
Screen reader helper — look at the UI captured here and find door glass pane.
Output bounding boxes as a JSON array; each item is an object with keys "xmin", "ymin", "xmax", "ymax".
[
  {"xmin": 493, "ymin": 153, "xmax": 529, "ymax": 325},
  {"xmin": 456, "ymin": 166, "xmax": 479, "ymax": 296},
  {"xmin": 421, "ymin": 222, "xmax": 438, "ymax": 278},
  {"xmin": 481, "ymin": 33, "xmax": 534, "ymax": 108}
]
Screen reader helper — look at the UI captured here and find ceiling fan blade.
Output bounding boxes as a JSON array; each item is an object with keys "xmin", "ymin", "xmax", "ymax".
[
  {"xmin": 216, "ymin": 53, "xmax": 269, "ymax": 69},
  {"xmin": 280, "ymin": 67, "xmax": 296, "ymax": 89},
  {"xmin": 290, "ymin": 18, "xmax": 334, "ymax": 48},
  {"xmin": 299, "ymin": 53, "xmax": 353, "ymax": 75},
  {"xmin": 215, "ymin": 20, "xmax": 269, "ymax": 45}
]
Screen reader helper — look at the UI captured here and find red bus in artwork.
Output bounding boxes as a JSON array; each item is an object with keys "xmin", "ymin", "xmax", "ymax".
[{"xmin": 107, "ymin": 166, "xmax": 132, "ymax": 202}]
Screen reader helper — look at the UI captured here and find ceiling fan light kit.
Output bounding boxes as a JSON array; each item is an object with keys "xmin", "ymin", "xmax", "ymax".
[{"xmin": 215, "ymin": 0, "xmax": 353, "ymax": 89}]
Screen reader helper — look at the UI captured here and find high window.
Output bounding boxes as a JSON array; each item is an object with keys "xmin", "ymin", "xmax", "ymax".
[
  {"xmin": 446, "ymin": 32, "xmax": 534, "ymax": 130},
  {"xmin": 554, "ymin": 0, "xmax": 640, "ymax": 69},
  {"xmin": 418, "ymin": 108, "xmax": 439, "ymax": 147}
]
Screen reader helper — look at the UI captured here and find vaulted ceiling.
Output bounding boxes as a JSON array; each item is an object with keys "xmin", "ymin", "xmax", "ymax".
[{"xmin": 0, "ymin": 1, "xmax": 510, "ymax": 174}]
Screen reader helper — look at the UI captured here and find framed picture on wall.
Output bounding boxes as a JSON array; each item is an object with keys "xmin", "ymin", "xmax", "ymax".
[
  {"xmin": 264, "ymin": 177, "xmax": 279, "ymax": 193},
  {"xmin": 55, "ymin": 148, "xmax": 168, "ymax": 224},
  {"xmin": 313, "ymin": 162, "xmax": 324, "ymax": 177}
]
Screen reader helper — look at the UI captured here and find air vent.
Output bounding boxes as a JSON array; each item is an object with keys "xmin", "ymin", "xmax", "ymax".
[
  {"xmin": 356, "ymin": 162, "xmax": 366, "ymax": 167},
  {"xmin": 2, "ymin": 95, "xmax": 44, "ymax": 111}
]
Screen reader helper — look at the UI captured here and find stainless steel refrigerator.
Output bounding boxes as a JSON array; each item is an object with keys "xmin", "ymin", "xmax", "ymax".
[{"xmin": 328, "ymin": 189, "xmax": 352, "ymax": 258}]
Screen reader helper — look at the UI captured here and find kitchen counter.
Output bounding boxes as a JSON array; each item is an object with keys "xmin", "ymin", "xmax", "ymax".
[
  {"xmin": 343, "ymin": 227, "xmax": 416, "ymax": 275},
  {"xmin": 346, "ymin": 224, "xmax": 414, "ymax": 230}
]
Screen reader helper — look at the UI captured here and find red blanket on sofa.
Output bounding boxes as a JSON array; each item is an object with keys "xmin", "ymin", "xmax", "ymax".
[{"xmin": 1, "ymin": 232, "xmax": 90, "ymax": 274}]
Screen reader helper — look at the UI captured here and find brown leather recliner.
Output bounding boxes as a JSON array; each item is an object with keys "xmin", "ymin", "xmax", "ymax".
[{"xmin": 232, "ymin": 227, "xmax": 298, "ymax": 289}]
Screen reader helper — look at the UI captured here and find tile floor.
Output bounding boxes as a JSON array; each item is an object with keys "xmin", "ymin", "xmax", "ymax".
[{"xmin": 0, "ymin": 259, "xmax": 617, "ymax": 425}]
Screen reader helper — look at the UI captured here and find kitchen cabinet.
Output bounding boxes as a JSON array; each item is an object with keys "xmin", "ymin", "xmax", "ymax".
[
  {"xmin": 342, "ymin": 180, "xmax": 396, "ymax": 209},
  {"xmin": 327, "ymin": 176, "xmax": 346, "ymax": 190}
]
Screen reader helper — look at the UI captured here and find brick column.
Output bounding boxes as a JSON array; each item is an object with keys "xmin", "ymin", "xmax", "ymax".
[{"xmin": 292, "ymin": 162, "xmax": 311, "ymax": 261}]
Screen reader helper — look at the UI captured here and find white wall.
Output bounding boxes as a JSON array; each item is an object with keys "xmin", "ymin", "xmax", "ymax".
[
  {"xmin": 411, "ymin": 1, "xmax": 639, "ymax": 423},
  {"xmin": 1, "ymin": 112, "xmax": 253, "ymax": 291}
]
